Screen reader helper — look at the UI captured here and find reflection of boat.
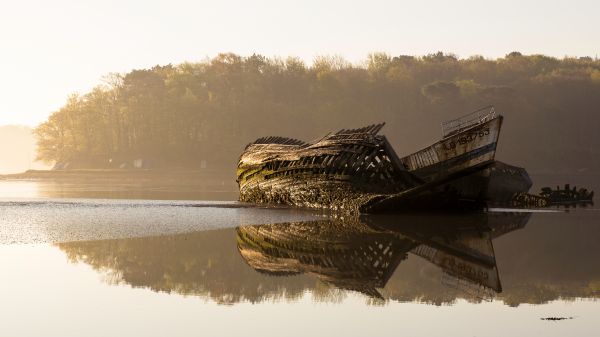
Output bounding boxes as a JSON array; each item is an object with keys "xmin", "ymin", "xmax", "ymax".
[
  {"xmin": 237, "ymin": 220, "xmax": 417, "ymax": 298},
  {"xmin": 365, "ymin": 212, "xmax": 531, "ymax": 295},
  {"xmin": 237, "ymin": 212, "xmax": 531, "ymax": 299},
  {"xmin": 55, "ymin": 211, "xmax": 600, "ymax": 305},
  {"xmin": 237, "ymin": 107, "xmax": 505, "ymax": 213}
]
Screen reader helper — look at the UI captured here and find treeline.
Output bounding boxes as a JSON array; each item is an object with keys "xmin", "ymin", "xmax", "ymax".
[{"xmin": 35, "ymin": 52, "xmax": 600, "ymax": 173}]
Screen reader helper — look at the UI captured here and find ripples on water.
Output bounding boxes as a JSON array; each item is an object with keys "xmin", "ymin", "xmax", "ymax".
[{"xmin": 0, "ymin": 199, "xmax": 319, "ymax": 244}]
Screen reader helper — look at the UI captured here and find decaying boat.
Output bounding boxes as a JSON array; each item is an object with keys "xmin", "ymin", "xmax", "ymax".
[
  {"xmin": 236, "ymin": 124, "xmax": 423, "ymax": 212},
  {"xmin": 400, "ymin": 105, "xmax": 502, "ymax": 182},
  {"xmin": 397, "ymin": 106, "xmax": 533, "ymax": 206},
  {"xmin": 237, "ymin": 106, "xmax": 506, "ymax": 213},
  {"xmin": 540, "ymin": 184, "xmax": 594, "ymax": 205}
]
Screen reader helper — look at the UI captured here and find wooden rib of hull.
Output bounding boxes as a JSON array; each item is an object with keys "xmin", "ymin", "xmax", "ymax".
[
  {"xmin": 237, "ymin": 117, "xmax": 505, "ymax": 213},
  {"xmin": 237, "ymin": 123, "xmax": 422, "ymax": 212}
]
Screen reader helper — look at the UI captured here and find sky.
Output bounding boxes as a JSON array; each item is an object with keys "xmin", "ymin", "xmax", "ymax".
[{"xmin": 0, "ymin": 0, "xmax": 598, "ymax": 127}]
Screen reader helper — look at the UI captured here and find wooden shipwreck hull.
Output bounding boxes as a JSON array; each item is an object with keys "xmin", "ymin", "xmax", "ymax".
[
  {"xmin": 237, "ymin": 107, "xmax": 505, "ymax": 213},
  {"xmin": 465, "ymin": 161, "xmax": 532, "ymax": 204},
  {"xmin": 237, "ymin": 124, "xmax": 423, "ymax": 212}
]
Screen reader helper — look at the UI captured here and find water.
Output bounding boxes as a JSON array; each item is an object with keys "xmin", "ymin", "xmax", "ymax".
[
  {"xmin": 0, "ymin": 199, "xmax": 319, "ymax": 244},
  {"xmin": 0, "ymin": 179, "xmax": 599, "ymax": 337}
]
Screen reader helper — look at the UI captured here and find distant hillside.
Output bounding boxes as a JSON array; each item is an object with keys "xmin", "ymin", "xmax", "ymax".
[
  {"xmin": 0, "ymin": 125, "xmax": 51, "ymax": 174},
  {"xmin": 34, "ymin": 52, "xmax": 600, "ymax": 174}
]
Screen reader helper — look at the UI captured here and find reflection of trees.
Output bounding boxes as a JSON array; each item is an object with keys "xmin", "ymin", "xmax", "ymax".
[
  {"xmin": 59, "ymin": 229, "xmax": 315, "ymax": 304},
  {"xmin": 492, "ymin": 212, "xmax": 600, "ymax": 306},
  {"xmin": 57, "ymin": 212, "xmax": 600, "ymax": 306}
]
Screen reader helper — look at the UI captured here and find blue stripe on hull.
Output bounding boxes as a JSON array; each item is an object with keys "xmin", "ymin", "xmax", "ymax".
[{"xmin": 412, "ymin": 142, "xmax": 498, "ymax": 181}]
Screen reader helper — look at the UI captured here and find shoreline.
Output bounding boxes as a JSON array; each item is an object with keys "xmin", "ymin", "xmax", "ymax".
[{"xmin": 0, "ymin": 169, "xmax": 236, "ymax": 180}]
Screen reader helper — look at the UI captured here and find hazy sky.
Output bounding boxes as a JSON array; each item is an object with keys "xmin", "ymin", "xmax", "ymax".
[{"xmin": 0, "ymin": 0, "xmax": 598, "ymax": 126}]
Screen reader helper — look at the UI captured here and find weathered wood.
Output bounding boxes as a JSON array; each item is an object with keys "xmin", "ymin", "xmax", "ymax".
[
  {"xmin": 400, "ymin": 116, "xmax": 503, "ymax": 180},
  {"xmin": 237, "ymin": 123, "xmax": 423, "ymax": 212},
  {"xmin": 237, "ymin": 115, "xmax": 507, "ymax": 213}
]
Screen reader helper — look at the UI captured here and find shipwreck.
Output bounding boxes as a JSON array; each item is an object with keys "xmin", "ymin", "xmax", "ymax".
[
  {"xmin": 237, "ymin": 106, "xmax": 533, "ymax": 213},
  {"xmin": 540, "ymin": 184, "xmax": 594, "ymax": 205}
]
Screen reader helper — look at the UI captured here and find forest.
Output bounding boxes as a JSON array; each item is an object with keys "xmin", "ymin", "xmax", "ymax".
[{"xmin": 35, "ymin": 52, "xmax": 600, "ymax": 174}]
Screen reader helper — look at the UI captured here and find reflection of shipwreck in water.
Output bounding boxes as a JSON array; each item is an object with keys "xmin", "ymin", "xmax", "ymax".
[
  {"xmin": 237, "ymin": 220, "xmax": 416, "ymax": 298},
  {"xmin": 237, "ymin": 106, "xmax": 536, "ymax": 213},
  {"xmin": 236, "ymin": 212, "xmax": 531, "ymax": 299},
  {"xmin": 55, "ymin": 210, "xmax": 600, "ymax": 305}
]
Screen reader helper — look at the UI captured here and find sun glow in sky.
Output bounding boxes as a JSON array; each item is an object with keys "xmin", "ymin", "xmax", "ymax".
[{"xmin": 0, "ymin": 0, "xmax": 598, "ymax": 126}]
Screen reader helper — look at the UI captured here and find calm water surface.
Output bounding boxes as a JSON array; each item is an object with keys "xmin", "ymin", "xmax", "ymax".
[{"xmin": 0, "ymin": 180, "xmax": 598, "ymax": 337}]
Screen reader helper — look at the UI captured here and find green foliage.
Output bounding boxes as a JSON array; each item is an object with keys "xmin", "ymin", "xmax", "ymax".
[{"xmin": 35, "ymin": 52, "xmax": 600, "ymax": 172}]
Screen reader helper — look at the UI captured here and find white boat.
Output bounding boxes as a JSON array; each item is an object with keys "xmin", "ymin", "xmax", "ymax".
[{"xmin": 400, "ymin": 105, "xmax": 502, "ymax": 182}]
